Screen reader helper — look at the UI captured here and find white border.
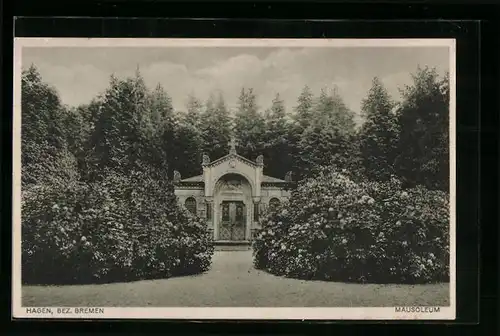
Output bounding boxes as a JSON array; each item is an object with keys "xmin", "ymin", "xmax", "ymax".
[{"xmin": 12, "ymin": 38, "xmax": 457, "ymax": 320}]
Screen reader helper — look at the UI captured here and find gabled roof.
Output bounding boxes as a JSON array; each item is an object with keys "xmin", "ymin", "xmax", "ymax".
[
  {"xmin": 204, "ymin": 152, "xmax": 260, "ymax": 168},
  {"xmin": 178, "ymin": 174, "xmax": 287, "ymax": 184},
  {"xmin": 262, "ymin": 175, "xmax": 287, "ymax": 183},
  {"xmin": 175, "ymin": 139, "xmax": 290, "ymax": 186},
  {"xmin": 180, "ymin": 175, "xmax": 204, "ymax": 183}
]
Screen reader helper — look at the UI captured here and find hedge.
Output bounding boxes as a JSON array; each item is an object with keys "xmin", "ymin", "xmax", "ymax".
[
  {"xmin": 252, "ymin": 167, "xmax": 449, "ymax": 284},
  {"xmin": 22, "ymin": 170, "xmax": 214, "ymax": 285}
]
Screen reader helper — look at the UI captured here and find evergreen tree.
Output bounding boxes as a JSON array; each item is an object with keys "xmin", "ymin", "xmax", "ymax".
[
  {"xmin": 63, "ymin": 105, "xmax": 92, "ymax": 177},
  {"xmin": 329, "ymin": 87, "xmax": 357, "ymax": 133},
  {"xmin": 263, "ymin": 93, "xmax": 292, "ymax": 178},
  {"xmin": 292, "ymin": 85, "xmax": 314, "ymax": 132},
  {"xmin": 184, "ymin": 94, "xmax": 203, "ymax": 129},
  {"xmin": 174, "ymin": 94, "xmax": 204, "ymax": 177},
  {"xmin": 150, "ymin": 83, "xmax": 175, "ymax": 130},
  {"xmin": 233, "ymin": 88, "xmax": 266, "ymax": 160},
  {"xmin": 21, "ymin": 64, "xmax": 78, "ymax": 186},
  {"xmin": 20, "ymin": 67, "xmax": 214, "ymax": 285},
  {"xmin": 74, "ymin": 99, "xmax": 105, "ymax": 181},
  {"xmin": 394, "ymin": 66, "xmax": 450, "ymax": 191},
  {"xmin": 314, "ymin": 88, "xmax": 334, "ymax": 119},
  {"xmin": 200, "ymin": 92, "xmax": 232, "ymax": 160},
  {"xmin": 359, "ymin": 77, "xmax": 399, "ymax": 181},
  {"xmin": 289, "ymin": 85, "xmax": 314, "ymax": 179},
  {"xmin": 297, "ymin": 88, "xmax": 356, "ymax": 178},
  {"xmin": 22, "ymin": 65, "xmax": 66, "ymax": 150},
  {"xmin": 297, "ymin": 115, "xmax": 341, "ymax": 177},
  {"xmin": 345, "ymin": 130, "xmax": 364, "ymax": 181},
  {"xmin": 87, "ymin": 69, "xmax": 156, "ymax": 180},
  {"xmin": 148, "ymin": 83, "xmax": 177, "ymax": 176}
]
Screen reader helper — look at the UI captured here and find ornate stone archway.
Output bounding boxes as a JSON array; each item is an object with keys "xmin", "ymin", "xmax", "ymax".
[
  {"xmin": 212, "ymin": 173, "xmax": 253, "ymax": 241},
  {"xmin": 174, "ymin": 137, "xmax": 292, "ymax": 244}
]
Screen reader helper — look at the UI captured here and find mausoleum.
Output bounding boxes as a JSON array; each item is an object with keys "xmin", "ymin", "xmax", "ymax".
[{"xmin": 173, "ymin": 139, "xmax": 293, "ymax": 244}]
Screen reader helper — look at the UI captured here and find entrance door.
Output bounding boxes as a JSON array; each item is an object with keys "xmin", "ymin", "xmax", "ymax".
[{"xmin": 219, "ymin": 201, "xmax": 246, "ymax": 241}]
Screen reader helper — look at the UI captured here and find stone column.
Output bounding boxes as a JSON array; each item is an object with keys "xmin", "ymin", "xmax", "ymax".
[
  {"xmin": 197, "ymin": 197, "xmax": 206, "ymax": 219},
  {"xmin": 246, "ymin": 200, "xmax": 252, "ymax": 241},
  {"xmin": 251, "ymin": 197, "xmax": 261, "ymax": 240},
  {"xmin": 214, "ymin": 200, "xmax": 222, "ymax": 241},
  {"xmin": 204, "ymin": 197, "xmax": 215, "ymax": 240},
  {"xmin": 255, "ymin": 159, "xmax": 263, "ymax": 197}
]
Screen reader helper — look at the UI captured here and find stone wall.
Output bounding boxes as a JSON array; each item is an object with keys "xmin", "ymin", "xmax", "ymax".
[
  {"xmin": 174, "ymin": 187, "xmax": 205, "ymax": 217},
  {"xmin": 260, "ymin": 186, "xmax": 291, "ymax": 205}
]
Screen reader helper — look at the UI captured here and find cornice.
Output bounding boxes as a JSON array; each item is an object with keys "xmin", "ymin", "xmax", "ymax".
[
  {"xmin": 174, "ymin": 182, "xmax": 204, "ymax": 189},
  {"xmin": 203, "ymin": 153, "xmax": 262, "ymax": 169},
  {"xmin": 261, "ymin": 182, "xmax": 296, "ymax": 189}
]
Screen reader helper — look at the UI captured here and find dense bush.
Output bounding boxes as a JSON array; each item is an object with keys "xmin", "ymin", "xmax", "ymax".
[
  {"xmin": 22, "ymin": 169, "xmax": 214, "ymax": 285},
  {"xmin": 21, "ymin": 141, "xmax": 80, "ymax": 187},
  {"xmin": 252, "ymin": 167, "xmax": 449, "ymax": 284}
]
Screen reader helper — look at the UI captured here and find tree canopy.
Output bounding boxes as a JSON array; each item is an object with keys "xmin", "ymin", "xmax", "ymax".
[{"xmin": 21, "ymin": 64, "xmax": 450, "ymax": 191}]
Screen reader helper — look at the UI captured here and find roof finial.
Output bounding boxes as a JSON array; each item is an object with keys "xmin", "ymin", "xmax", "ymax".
[{"xmin": 228, "ymin": 137, "xmax": 238, "ymax": 154}]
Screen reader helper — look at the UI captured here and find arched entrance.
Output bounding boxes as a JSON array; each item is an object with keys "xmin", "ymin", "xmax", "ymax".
[{"xmin": 213, "ymin": 173, "xmax": 252, "ymax": 241}]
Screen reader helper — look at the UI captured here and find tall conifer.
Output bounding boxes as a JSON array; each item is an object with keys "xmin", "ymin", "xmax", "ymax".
[{"xmin": 359, "ymin": 77, "xmax": 399, "ymax": 181}]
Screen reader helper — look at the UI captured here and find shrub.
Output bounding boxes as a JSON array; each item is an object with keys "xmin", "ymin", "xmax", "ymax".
[
  {"xmin": 252, "ymin": 167, "xmax": 449, "ymax": 284},
  {"xmin": 22, "ymin": 141, "xmax": 80, "ymax": 188},
  {"xmin": 21, "ymin": 170, "xmax": 214, "ymax": 285}
]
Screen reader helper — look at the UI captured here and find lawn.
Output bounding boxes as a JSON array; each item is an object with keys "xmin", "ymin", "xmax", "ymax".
[{"xmin": 23, "ymin": 251, "xmax": 450, "ymax": 307}]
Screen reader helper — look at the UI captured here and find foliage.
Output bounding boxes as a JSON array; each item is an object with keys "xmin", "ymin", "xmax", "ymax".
[
  {"xmin": 147, "ymin": 83, "xmax": 177, "ymax": 176},
  {"xmin": 263, "ymin": 93, "xmax": 292, "ymax": 179},
  {"xmin": 252, "ymin": 167, "xmax": 450, "ymax": 284},
  {"xmin": 394, "ymin": 67, "xmax": 450, "ymax": 191},
  {"xmin": 174, "ymin": 95, "xmax": 204, "ymax": 177},
  {"xmin": 21, "ymin": 63, "xmax": 451, "ymax": 286},
  {"xmin": 359, "ymin": 77, "xmax": 399, "ymax": 181},
  {"xmin": 292, "ymin": 85, "xmax": 315, "ymax": 133},
  {"xmin": 85, "ymin": 71, "xmax": 156, "ymax": 180},
  {"xmin": 21, "ymin": 65, "xmax": 80, "ymax": 187},
  {"xmin": 288, "ymin": 86, "xmax": 315, "ymax": 179},
  {"xmin": 296, "ymin": 89, "xmax": 357, "ymax": 178},
  {"xmin": 22, "ymin": 168, "xmax": 214, "ymax": 285},
  {"xmin": 234, "ymin": 88, "xmax": 267, "ymax": 160},
  {"xmin": 200, "ymin": 93, "xmax": 232, "ymax": 161},
  {"xmin": 23, "ymin": 63, "xmax": 450, "ymax": 190},
  {"xmin": 21, "ymin": 67, "xmax": 213, "ymax": 285}
]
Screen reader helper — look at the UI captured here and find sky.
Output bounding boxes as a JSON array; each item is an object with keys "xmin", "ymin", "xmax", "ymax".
[{"xmin": 22, "ymin": 46, "xmax": 450, "ymax": 121}]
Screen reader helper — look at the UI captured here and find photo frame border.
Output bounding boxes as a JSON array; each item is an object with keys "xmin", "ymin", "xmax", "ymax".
[{"xmin": 6, "ymin": 15, "xmax": 482, "ymax": 329}]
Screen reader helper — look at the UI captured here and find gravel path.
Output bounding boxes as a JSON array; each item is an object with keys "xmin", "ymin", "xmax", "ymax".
[{"xmin": 23, "ymin": 251, "xmax": 449, "ymax": 307}]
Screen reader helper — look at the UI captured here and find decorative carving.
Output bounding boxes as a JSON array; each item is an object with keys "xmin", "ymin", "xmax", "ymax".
[
  {"xmin": 202, "ymin": 154, "xmax": 210, "ymax": 165},
  {"xmin": 228, "ymin": 137, "xmax": 238, "ymax": 154},
  {"xmin": 256, "ymin": 155, "xmax": 264, "ymax": 165},
  {"xmin": 285, "ymin": 171, "xmax": 293, "ymax": 182},
  {"xmin": 229, "ymin": 159, "xmax": 236, "ymax": 168},
  {"xmin": 224, "ymin": 180, "xmax": 242, "ymax": 191},
  {"xmin": 173, "ymin": 170, "xmax": 181, "ymax": 182},
  {"xmin": 219, "ymin": 201, "xmax": 246, "ymax": 241}
]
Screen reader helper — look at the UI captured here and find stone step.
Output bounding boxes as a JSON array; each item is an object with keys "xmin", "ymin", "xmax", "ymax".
[
  {"xmin": 215, "ymin": 245, "xmax": 252, "ymax": 251},
  {"xmin": 214, "ymin": 241, "xmax": 252, "ymax": 251}
]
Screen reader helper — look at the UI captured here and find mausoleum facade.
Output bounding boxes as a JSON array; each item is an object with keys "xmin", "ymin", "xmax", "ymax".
[{"xmin": 173, "ymin": 139, "xmax": 293, "ymax": 242}]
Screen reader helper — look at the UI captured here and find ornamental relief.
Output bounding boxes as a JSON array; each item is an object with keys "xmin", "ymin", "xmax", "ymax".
[
  {"xmin": 205, "ymin": 154, "xmax": 259, "ymax": 169},
  {"xmin": 216, "ymin": 180, "xmax": 251, "ymax": 196},
  {"xmin": 221, "ymin": 179, "xmax": 243, "ymax": 191},
  {"xmin": 212, "ymin": 172, "xmax": 254, "ymax": 192}
]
